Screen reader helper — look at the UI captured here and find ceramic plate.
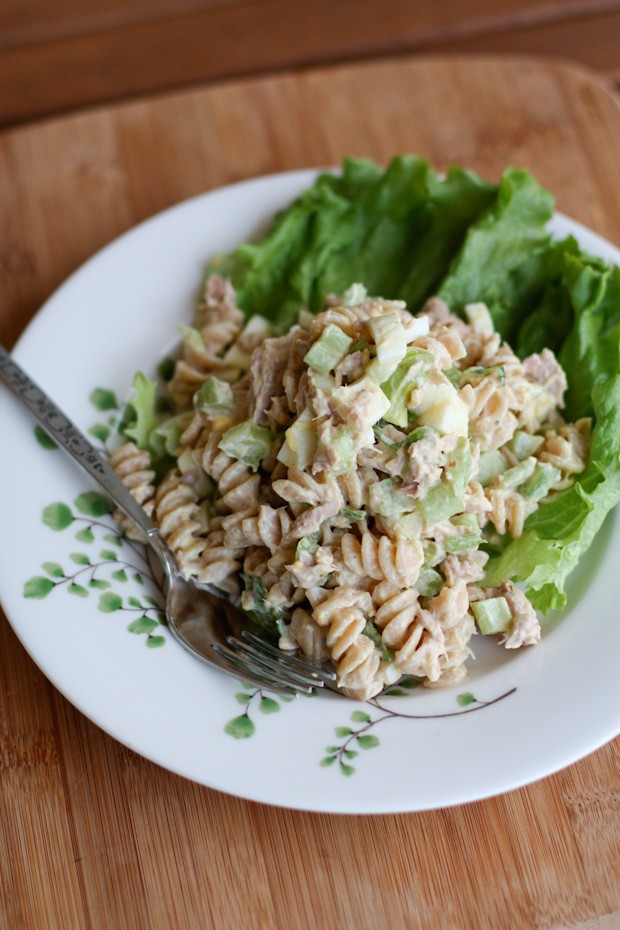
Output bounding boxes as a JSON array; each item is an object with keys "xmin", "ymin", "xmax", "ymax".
[{"xmin": 1, "ymin": 169, "xmax": 620, "ymax": 814}]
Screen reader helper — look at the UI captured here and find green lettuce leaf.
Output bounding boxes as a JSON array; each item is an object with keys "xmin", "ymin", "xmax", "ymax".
[
  {"xmin": 216, "ymin": 155, "xmax": 497, "ymax": 330},
  {"xmin": 208, "ymin": 155, "xmax": 620, "ymax": 615},
  {"xmin": 123, "ymin": 372, "xmax": 159, "ymax": 450}
]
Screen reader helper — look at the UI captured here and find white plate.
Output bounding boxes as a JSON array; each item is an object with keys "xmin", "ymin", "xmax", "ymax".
[{"xmin": 1, "ymin": 169, "xmax": 620, "ymax": 814}]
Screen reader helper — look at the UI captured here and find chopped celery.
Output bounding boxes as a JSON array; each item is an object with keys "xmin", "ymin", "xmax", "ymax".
[
  {"xmin": 444, "ymin": 437, "xmax": 475, "ymax": 494},
  {"xmin": 394, "ymin": 511, "xmax": 423, "ymax": 539},
  {"xmin": 369, "ymin": 478, "xmax": 416, "ymax": 518},
  {"xmin": 471, "ymin": 597, "xmax": 512, "ymax": 635},
  {"xmin": 329, "ymin": 427, "xmax": 356, "ymax": 476},
  {"xmin": 362, "ymin": 621, "xmax": 392, "ymax": 661},
  {"xmin": 218, "ymin": 420, "xmax": 275, "ymax": 469},
  {"xmin": 380, "ymin": 349, "xmax": 434, "ymax": 427},
  {"xmin": 520, "ymin": 462, "xmax": 561, "ymax": 501},
  {"xmin": 194, "ymin": 376, "xmax": 235, "ymax": 414},
  {"xmin": 416, "ymin": 565, "xmax": 443, "ymax": 597},
  {"xmin": 295, "ymin": 533, "xmax": 320, "ymax": 562},
  {"xmin": 459, "ymin": 365, "xmax": 505, "ymax": 387},
  {"xmin": 404, "ymin": 425, "xmax": 439, "ymax": 446},
  {"xmin": 373, "ymin": 424, "xmax": 402, "ymax": 448},
  {"xmin": 422, "ymin": 540, "xmax": 445, "ymax": 567},
  {"xmin": 500, "ymin": 456, "xmax": 537, "ymax": 490},
  {"xmin": 445, "ymin": 533, "xmax": 481, "ymax": 553},
  {"xmin": 507, "ymin": 430, "xmax": 544, "ymax": 460},
  {"xmin": 304, "ymin": 324, "xmax": 352, "ymax": 373},
  {"xmin": 340, "ymin": 507, "xmax": 366, "ymax": 522},
  {"xmin": 410, "ymin": 436, "xmax": 473, "ymax": 527},
  {"xmin": 451, "ymin": 513, "xmax": 479, "ymax": 532},
  {"xmin": 477, "ymin": 449, "xmax": 507, "ymax": 486}
]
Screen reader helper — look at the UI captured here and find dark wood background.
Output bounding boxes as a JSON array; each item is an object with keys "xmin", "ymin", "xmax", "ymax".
[
  {"xmin": 2, "ymin": 0, "xmax": 620, "ymax": 129},
  {"xmin": 2, "ymin": 6, "xmax": 620, "ymax": 929}
]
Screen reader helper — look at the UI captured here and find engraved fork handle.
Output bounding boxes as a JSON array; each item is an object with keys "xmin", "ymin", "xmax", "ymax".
[{"xmin": 0, "ymin": 344, "xmax": 160, "ymax": 543}]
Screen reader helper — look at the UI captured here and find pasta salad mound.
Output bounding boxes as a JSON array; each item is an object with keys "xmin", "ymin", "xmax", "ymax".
[{"xmin": 111, "ymin": 277, "xmax": 590, "ymax": 700}]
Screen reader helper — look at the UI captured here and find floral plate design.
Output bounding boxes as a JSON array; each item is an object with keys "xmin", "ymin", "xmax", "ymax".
[{"xmin": 1, "ymin": 169, "xmax": 619, "ymax": 813}]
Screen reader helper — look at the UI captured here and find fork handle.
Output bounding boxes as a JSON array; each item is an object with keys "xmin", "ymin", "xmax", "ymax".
[{"xmin": 0, "ymin": 344, "xmax": 159, "ymax": 541}]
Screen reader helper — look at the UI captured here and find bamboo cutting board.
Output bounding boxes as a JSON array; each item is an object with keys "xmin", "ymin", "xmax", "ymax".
[{"xmin": 1, "ymin": 55, "xmax": 620, "ymax": 930}]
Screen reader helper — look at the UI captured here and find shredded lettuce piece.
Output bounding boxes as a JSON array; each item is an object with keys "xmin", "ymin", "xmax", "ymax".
[
  {"xmin": 122, "ymin": 372, "xmax": 159, "ymax": 451},
  {"xmin": 240, "ymin": 574, "xmax": 285, "ymax": 641},
  {"xmin": 219, "ymin": 421, "xmax": 275, "ymax": 470}
]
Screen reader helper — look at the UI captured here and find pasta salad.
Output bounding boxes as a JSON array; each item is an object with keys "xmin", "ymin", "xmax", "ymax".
[{"xmin": 110, "ymin": 277, "xmax": 589, "ymax": 699}]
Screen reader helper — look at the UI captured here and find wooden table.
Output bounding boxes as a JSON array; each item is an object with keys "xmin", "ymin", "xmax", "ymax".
[
  {"xmin": 1, "ymin": 55, "xmax": 620, "ymax": 930},
  {"xmin": 2, "ymin": 0, "xmax": 620, "ymax": 129}
]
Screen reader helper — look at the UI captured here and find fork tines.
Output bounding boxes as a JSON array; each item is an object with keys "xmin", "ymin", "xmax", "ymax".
[{"xmin": 211, "ymin": 631, "xmax": 337, "ymax": 695}]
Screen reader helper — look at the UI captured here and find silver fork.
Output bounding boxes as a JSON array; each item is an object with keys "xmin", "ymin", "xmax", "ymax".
[{"xmin": 0, "ymin": 346, "xmax": 337, "ymax": 696}]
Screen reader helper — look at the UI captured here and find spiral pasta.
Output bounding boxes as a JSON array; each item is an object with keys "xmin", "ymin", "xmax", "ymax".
[
  {"xmin": 108, "ymin": 442, "xmax": 156, "ymax": 541},
  {"xmin": 340, "ymin": 531, "xmax": 423, "ymax": 587},
  {"xmin": 109, "ymin": 277, "xmax": 588, "ymax": 699},
  {"xmin": 153, "ymin": 470, "xmax": 206, "ymax": 577},
  {"xmin": 310, "ymin": 587, "xmax": 382, "ymax": 699}
]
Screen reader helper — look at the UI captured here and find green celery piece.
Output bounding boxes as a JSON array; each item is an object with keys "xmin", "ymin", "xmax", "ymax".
[
  {"xmin": 304, "ymin": 324, "xmax": 352, "ymax": 373},
  {"xmin": 363, "ymin": 621, "xmax": 392, "ymax": 662},
  {"xmin": 218, "ymin": 421, "xmax": 275, "ymax": 469},
  {"xmin": 369, "ymin": 478, "xmax": 416, "ymax": 518},
  {"xmin": 446, "ymin": 534, "xmax": 481, "ymax": 553},
  {"xmin": 194, "ymin": 376, "xmax": 234, "ymax": 413},
  {"xmin": 520, "ymin": 463, "xmax": 561, "ymax": 502},
  {"xmin": 409, "ymin": 437, "xmax": 473, "ymax": 528},
  {"xmin": 329, "ymin": 427, "xmax": 356, "ymax": 476},
  {"xmin": 295, "ymin": 533, "xmax": 320, "ymax": 562},
  {"xmin": 422, "ymin": 540, "xmax": 445, "ymax": 567},
  {"xmin": 471, "ymin": 597, "xmax": 512, "ymax": 635},
  {"xmin": 451, "ymin": 513, "xmax": 479, "ymax": 532},
  {"xmin": 381, "ymin": 349, "xmax": 434, "ymax": 427},
  {"xmin": 507, "ymin": 431, "xmax": 544, "ymax": 461},
  {"xmin": 500, "ymin": 457, "xmax": 537, "ymax": 491},
  {"xmin": 459, "ymin": 365, "xmax": 505, "ymax": 387},
  {"xmin": 404, "ymin": 425, "xmax": 439, "ymax": 446},
  {"xmin": 416, "ymin": 566, "xmax": 443, "ymax": 597},
  {"xmin": 477, "ymin": 450, "xmax": 507, "ymax": 487}
]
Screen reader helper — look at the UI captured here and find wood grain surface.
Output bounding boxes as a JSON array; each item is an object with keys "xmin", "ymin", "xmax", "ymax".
[
  {"xmin": 1, "ymin": 55, "xmax": 620, "ymax": 930},
  {"xmin": 2, "ymin": 0, "xmax": 620, "ymax": 128}
]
